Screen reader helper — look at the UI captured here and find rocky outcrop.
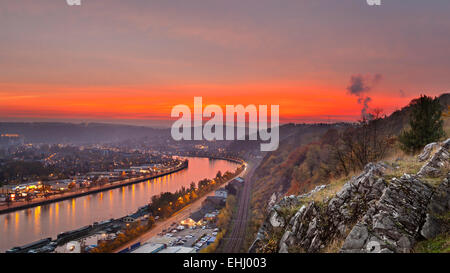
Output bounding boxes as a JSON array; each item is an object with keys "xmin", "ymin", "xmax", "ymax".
[
  {"xmin": 249, "ymin": 185, "xmax": 326, "ymax": 253},
  {"xmin": 421, "ymin": 176, "xmax": 450, "ymax": 239},
  {"xmin": 341, "ymin": 174, "xmax": 434, "ymax": 253},
  {"xmin": 250, "ymin": 163, "xmax": 389, "ymax": 253},
  {"xmin": 278, "ymin": 163, "xmax": 388, "ymax": 253},
  {"xmin": 417, "ymin": 139, "xmax": 450, "ymax": 177},
  {"xmin": 250, "ymin": 139, "xmax": 450, "ymax": 253},
  {"xmin": 418, "ymin": 142, "xmax": 439, "ymax": 162}
]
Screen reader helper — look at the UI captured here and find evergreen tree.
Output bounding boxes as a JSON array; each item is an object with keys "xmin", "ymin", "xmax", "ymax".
[{"xmin": 399, "ymin": 95, "xmax": 445, "ymax": 153}]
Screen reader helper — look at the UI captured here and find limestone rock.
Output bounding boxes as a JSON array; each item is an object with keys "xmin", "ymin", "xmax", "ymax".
[
  {"xmin": 418, "ymin": 142, "xmax": 438, "ymax": 162},
  {"xmin": 421, "ymin": 177, "xmax": 450, "ymax": 239},
  {"xmin": 418, "ymin": 138, "xmax": 450, "ymax": 177},
  {"xmin": 341, "ymin": 175, "xmax": 434, "ymax": 253}
]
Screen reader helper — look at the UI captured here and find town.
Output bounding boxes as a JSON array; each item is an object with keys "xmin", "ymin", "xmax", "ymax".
[
  {"xmin": 5, "ymin": 175, "xmax": 245, "ymax": 254},
  {"xmin": 0, "ymin": 140, "xmax": 188, "ymax": 208}
]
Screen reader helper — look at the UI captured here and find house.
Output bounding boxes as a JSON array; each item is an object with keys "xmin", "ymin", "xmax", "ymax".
[
  {"xmin": 180, "ymin": 218, "xmax": 200, "ymax": 227},
  {"xmin": 2, "ymin": 181, "xmax": 42, "ymax": 193},
  {"xmin": 189, "ymin": 211, "xmax": 204, "ymax": 222},
  {"xmin": 158, "ymin": 246, "xmax": 196, "ymax": 253},
  {"xmin": 203, "ymin": 196, "xmax": 226, "ymax": 209},
  {"xmin": 234, "ymin": 177, "xmax": 244, "ymax": 184},
  {"xmin": 46, "ymin": 179, "xmax": 75, "ymax": 191},
  {"xmin": 214, "ymin": 188, "xmax": 228, "ymax": 199},
  {"xmin": 204, "ymin": 213, "xmax": 217, "ymax": 221},
  {"xmin": 121, "ymin": 216, "xmax": 137, "ymax": 223},
  {"xmin": 131, "ymin": 243, "xmax": 166, "ymax": 253}
]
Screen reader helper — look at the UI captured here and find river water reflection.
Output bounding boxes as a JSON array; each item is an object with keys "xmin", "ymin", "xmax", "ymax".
[{"xmin": 0, "ymin": 157, "xmax": 239, "ymax": 252}]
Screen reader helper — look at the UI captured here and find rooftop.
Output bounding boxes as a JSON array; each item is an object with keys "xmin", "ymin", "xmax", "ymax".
[
  {"xmin": 131, "ymin": 243, "xmax": 165, "ymax": 254},
  {"xmin": 158, "ymin": 246, "xmax": 196, "ymax": 253}
]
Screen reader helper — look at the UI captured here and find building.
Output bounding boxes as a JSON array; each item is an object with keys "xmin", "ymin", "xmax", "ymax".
[
  {"xmin": 1, "ymin": 181, "xmax": 44, "ymax": 199},
  {"xmin": 158, "ymin": 246, "xmax": 196, "ymax": 253},
  {"xmin": 214, "ymin": 188, "xmax": 228, "ymax": 199},
  {"xmin": 233, "ymin": 177, "xmax": 244, "ymax": 184},
  {"xmin": 189, "ymin": 211, "xmax": 205, "ymax": 223},
  {"xmin": 121, "ymin": 215, "xmax": 139, "ymax": 223},
  {"xmin": 2, "ymin": 181, "xmax": 43, "ymax": 192},
  {"xmin": 0, "ymin": 134, "xmax": 24, "ymax": 148},
  {"xmin": 45, "ymin": 179, "xmax": 74, "ymax": 191},
  {"xmin": 113, "ymin": 168, "xmax": 135, "ymax": 174},
  {"xmin": 204, "ymin": 213, "xmax": 217, "ymax": 221},
  {"xmin": 203, "ymin": 196, "xmax": 226, "ymax": 209},
  {"xmin": 131, "ymin": 243, "xmax": 166, "ymax": 253},
  {"xmin": 130, "ymin": 166, "xmax": 152, "ymax": 174},
  {"xmin": 180, "ymin": 217, "xmax": 204, "ymax": 228},
  {"xmin": 87, "ymin": 171, "xmax": 121, "ymax": 176}
]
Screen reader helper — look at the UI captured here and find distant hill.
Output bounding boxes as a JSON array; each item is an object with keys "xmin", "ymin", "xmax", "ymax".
[
  {"xmin": 0, "ymin": 122, "xmax": 169, "ymax": 144},
  {"xmin": 0, "ymin": 93, "xmax": 448, "ymax": 147}
]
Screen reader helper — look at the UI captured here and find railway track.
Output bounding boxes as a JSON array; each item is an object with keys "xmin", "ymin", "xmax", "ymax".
[{"xmin": 222, "ymin": 159, "xmax": 260, "ymax": 253}]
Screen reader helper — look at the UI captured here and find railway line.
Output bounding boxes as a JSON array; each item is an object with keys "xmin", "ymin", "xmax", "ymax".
[{"xmin": 222, "ymin": 159, "xmax": 260, "ymax": 253}]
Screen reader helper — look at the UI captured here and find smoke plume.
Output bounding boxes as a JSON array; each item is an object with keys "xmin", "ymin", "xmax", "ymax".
[{"xmin": 346, "ymin": 74, "xmax": 382, "ymax": 119}]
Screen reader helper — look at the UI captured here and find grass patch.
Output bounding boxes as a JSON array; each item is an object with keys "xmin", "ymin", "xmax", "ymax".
[
  {"xmin": 384, "ymin": 154, "xmax": 424, "ymax": 178},
  {"xmin": 421, "ymin": 177, "xmax": 446, "ymax": 188},
  {"xmin": 257, "ymin": 229, "xmax": 285, "ymax": 253},
  {"xmin": 322, "ymin": 238, "xmax": 346, "ymax": 253},
  {"xmin": 303, "ymin": 174, "xmax": 354, "ymax": 204},
  {"xmin": 414, "ymin": 232, "xmax": 450, "ymax": 253},
  {"xmin": 278, "ymin": 203, "xmax": 305, "ymax": 223}
]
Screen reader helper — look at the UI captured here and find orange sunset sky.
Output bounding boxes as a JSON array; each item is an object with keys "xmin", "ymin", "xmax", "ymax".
[{"xmin": 1, "ymin": 1, "xmax": 449, "ymax": 127}]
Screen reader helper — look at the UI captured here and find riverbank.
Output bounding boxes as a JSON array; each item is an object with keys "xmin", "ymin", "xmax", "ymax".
[
  {"xmin": 0, "ymin": 161, "xmax": 188, "ymax": 215},
  {"xmin": 113, "ymin": 163, "xmax": 247, "ymax": 253},
  {"xmin": 178, "ymin": 154, "xmax": 244, "ymax": 165},
  {"xmin": 1, "ymin": 156, "xmax": 243, "ymax": 252}
]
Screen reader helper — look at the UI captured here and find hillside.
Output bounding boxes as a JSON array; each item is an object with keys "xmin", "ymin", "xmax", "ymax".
[
  {"xmin": 244, "ymin": 93, "xmax": 450, "ymax": 251},
  {"xmin": 0, "ymin": 122, "xmax": 168, "ymax": 144},
  {"xmin": 249, "ymin": 138, "xmax": 450, "ymax": 253}
]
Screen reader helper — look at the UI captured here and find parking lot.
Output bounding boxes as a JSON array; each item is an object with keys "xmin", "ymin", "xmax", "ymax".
[{"xmin": 147, "ymin": 225, "xmax": 219, "ymax": 252}]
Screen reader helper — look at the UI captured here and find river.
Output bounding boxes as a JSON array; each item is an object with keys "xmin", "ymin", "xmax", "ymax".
[{"xmin": 0, "ymin": 157, "xmax": 240, "ymax": 252}]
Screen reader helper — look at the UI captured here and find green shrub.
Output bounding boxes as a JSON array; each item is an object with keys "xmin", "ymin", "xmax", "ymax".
[{"xmin": 399, "ymin": 95, "xmax": 445, "ymax": 153}]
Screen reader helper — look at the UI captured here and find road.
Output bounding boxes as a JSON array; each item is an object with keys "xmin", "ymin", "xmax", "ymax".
[
  {"xmin": 221, "ymin": 158, "xmax": 261, "ymax": 253},
  {"xmin": 114, "ymin": 170, "xmax": 247, "ymax": 253}
]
